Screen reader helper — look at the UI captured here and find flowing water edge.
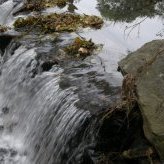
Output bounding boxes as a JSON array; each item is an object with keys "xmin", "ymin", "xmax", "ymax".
[{"xmin": 0, "ymin": 0, "xmax": 163, "ymax": 163}]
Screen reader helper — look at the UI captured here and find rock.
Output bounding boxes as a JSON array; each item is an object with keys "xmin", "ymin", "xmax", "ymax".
[
  {"xmin": 0, "ymin": 31, "xmax": 20, "ymax": 52},
  {"xmin": 118, "ymin": 39, "xmax": 164, "ymax": 161},
  {"xmin": 78, "ymin": 47, "xmax": 89, "ymax": 55},
  {"xmin": 41, "ymin": 60, "xmax": 58, "ymax": 71},
  {"xmin": 64, "ymin": 37, "xmax": 95, "ymax": 58}
]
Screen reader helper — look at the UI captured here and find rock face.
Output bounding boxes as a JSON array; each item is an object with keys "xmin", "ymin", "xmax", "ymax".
[{"xmin": 118, "ymin": 40, "xmax": 164, "ymax": 161}]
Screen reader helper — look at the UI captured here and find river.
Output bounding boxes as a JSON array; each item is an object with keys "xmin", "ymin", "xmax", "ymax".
[{"xmin": 0, "ymin": 0, "xmax": 163, "ymax": 163}]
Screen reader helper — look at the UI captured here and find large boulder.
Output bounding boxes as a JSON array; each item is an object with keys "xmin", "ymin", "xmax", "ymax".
[{"xmin": 118, "ymin": 40, "xmax": 164, "ymax": 161}]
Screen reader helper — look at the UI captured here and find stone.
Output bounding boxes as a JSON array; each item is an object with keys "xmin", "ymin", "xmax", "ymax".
[
  {"xmin": 78, "ymin": 47, "xmax": 89, "ymax": 55},
  {"xmin": 118, "ymin": 39, "xmax": 164, "ymax": 161}
]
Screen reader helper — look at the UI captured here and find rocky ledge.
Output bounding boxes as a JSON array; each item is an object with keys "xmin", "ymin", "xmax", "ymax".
[{"xmin": 118, "ymin": 39, "xmax": 164, "ymax": 162}]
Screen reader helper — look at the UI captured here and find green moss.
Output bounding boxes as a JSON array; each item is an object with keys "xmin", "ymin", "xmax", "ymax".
[
  {"xmin": 14, "ymin": 13, "xmax": 104, "ymax": 33},
  {"xmin": 64, "ymin": 37, "xmax": 95, "ymax": 58}
]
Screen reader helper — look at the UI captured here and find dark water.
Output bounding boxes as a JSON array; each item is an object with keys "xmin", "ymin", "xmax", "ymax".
[{"xmin": 0, "ymin": 0, "xmax": 163, "ymax": 163}]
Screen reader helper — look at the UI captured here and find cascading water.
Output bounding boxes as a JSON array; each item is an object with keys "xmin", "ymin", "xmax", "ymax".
[
  {"xmin": 0, "ymin": 0, "xmax": 23, "ymax": 25},
  {"xmin": 0, "ymin": 45, "xmax": 93, "ymax": 163},
  {"xmin": 0, "ymin": 0, "xmax": 121, "ymax": 163}
]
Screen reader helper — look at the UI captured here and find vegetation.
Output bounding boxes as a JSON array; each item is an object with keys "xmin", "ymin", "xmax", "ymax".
[
  {"xmin": 97, "ymin": 0, "xmax": 164, "ymax": 22},
  {"xmin": 12, "ymin": 0, "xmax": 104, "ymax": 60},
  {"xmin": 14, "ymin": 13, "xmax": 103, "ymax": 33},
  {"xmin": 64, "ymin": 37, "xmax": 95, "ymax": 58}
]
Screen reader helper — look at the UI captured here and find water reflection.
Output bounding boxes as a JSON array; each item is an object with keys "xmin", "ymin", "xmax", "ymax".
[
  {"xmin": 75, "ymin": 0, "xmax": 163, "ymax": 83},
  {"xmin": 97, "ymin": 0, "xmax": 164, "ymax": 22},
  {"xmin": 66, "ymin": 0, "xmax": 79, "ymax": 13}
]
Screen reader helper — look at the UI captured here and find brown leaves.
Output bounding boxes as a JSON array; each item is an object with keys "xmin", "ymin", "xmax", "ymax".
[{"xmin": 14, "ymin": 13, "xmax": 104, "ymax": 33}]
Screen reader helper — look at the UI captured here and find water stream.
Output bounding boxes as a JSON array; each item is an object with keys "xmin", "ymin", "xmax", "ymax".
[{"xmin": 0, "ymin": 0, "xmax": 163, "ymax": 163}]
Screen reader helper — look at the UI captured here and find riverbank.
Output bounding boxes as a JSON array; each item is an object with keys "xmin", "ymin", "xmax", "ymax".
[{"xmin": 118, "ymin": 39, "xmax": 164, "ymax": 163}]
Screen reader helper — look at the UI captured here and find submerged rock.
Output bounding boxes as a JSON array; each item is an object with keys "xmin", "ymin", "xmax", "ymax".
[{"xmin": 118, "ymin": 39, "xmax": 164, "ymax": 162}]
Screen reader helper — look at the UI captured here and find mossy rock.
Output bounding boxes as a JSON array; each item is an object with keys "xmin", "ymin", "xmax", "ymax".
[
  {"xmin": 13, "ymin": 13, "xmax": 104, "ymax": 33},
  {"xmin": 64, "ymin": 37, "xmax": 95, "ymax": 58}
]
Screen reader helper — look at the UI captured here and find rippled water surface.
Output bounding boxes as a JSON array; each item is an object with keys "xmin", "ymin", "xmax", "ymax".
[{"xmin": 76, "ymin": 0, "xmax": 163, "ymax": 82}]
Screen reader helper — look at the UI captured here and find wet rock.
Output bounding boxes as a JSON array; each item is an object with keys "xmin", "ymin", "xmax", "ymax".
[
  {"xmin": 118, "ymin": 39, "xmax": 164, "ymax": 162},
  {"xmin": 41, "ymin": 60, "xmax": 58, "ymax": 71},
  {"xmin": 64, "ymin": 37, "xmax": 96, "ymax": 58},
  {"xmin": 0, "ymin": 31, "xmax": 20, "ymax": 53},
  {"xmin": 0, "ymin": 35, "xmax": 13, "ymax": 53}
]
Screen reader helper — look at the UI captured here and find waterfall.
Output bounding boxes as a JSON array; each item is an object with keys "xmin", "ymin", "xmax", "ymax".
[
  {"xmin": 0, "ymin": 44, "xmax": 93, "ymax": 163},
  {"xmin": 0, "ymin": 1, "xmax": 98, "ymax": 163},
  {"xmin": 0, "ymin": 0, "xmax": 15, "ymax": 25},
  {"xmin": 0, "ymin": 0, "xmax": 121, "ymax": 163},
  {"xmin": 0, "ymin": 0, "xmax": 24, "ymax": 25}
]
